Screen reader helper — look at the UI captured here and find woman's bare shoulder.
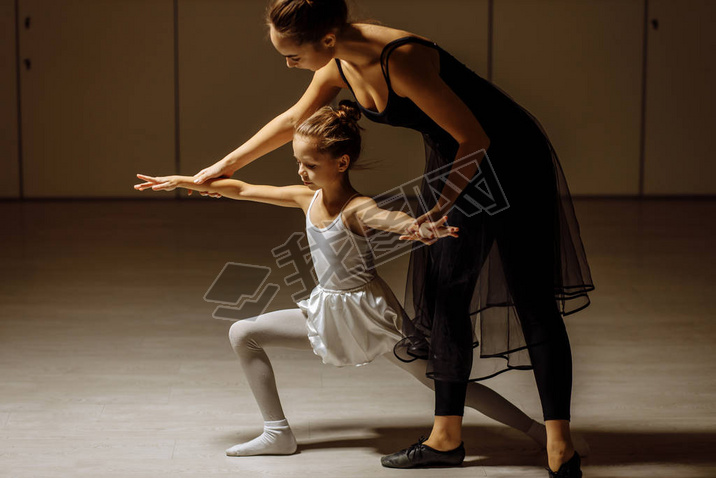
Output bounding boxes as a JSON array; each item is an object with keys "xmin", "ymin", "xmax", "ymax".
[
  {"xmin": 353, "ymin": 22, "xmax": 434, "ymax": 45},
  {"xmin": 316, "ymin": 56, "xmax": 349, "ymax": 89}
]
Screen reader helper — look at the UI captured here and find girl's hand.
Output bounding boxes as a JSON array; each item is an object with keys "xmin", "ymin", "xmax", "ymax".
[
  {"xmin": 134, "ymin": 174, "xmax": 184, "ymax": 192},
  {"xmin": 399, "ymin": 215, "xmax": 459, "ymax": 244}
]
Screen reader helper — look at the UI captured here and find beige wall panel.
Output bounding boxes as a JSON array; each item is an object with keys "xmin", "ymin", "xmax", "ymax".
[
  {"xmin": 342, "ymin": 0, "xmax": 489, "ymax": 195},
  {"xmin": 353, "ymin": 0, "xmax": 488, "ymax": 77},
  {"xmin": 179, "ymin": 0, "xmax": 488, "ymax": 196},
  {"xmin": 0, "ymin": 0, "xmax": 19, "ymax": 198},
  {"xmin": 178, "ymin": 0, "xmax": 311, "ymax": 189},
  {"xmin": 493, "ymin": 0, "xmax": 643, "ymax": 196},
  {"xmin": 644, "ymin": 0, "xmax": 716, "ymax": 195},
  {"xmin": 19, "ymin": 0, "xmax": 175, "ymax": 198}
]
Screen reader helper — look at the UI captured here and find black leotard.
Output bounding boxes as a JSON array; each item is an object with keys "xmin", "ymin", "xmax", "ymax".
[{"xmin": 336, "ymin": 36, "xmax": 594, "ymax": 418}]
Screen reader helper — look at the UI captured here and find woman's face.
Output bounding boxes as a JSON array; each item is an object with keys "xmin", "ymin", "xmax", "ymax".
[
  {"xmin": 293, "ymin": 135, "xmax": 348, "ymax": 189},
  {"xmin": 269, "ymin": 25, "xmax": 335, "ymax": 71}
]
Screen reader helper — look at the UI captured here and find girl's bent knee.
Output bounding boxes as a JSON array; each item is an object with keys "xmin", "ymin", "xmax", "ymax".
[{"xmin": 228, "ymin": 320, "xmax": 258, "ymax": 350}]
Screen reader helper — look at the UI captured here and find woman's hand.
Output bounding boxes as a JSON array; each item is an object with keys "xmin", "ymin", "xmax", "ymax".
[
  {"xmin": 134, "ymin": 174, "xmax": 184, "ymax": 192},
  {"xmin": 189, "ymin": 163, "xmax": 234, "ymax": 198},
  {"xmin": 193, "ymin": 161, "xmax": 233, "ymax": 184},
  {"xmin": 399, "ymin": 215, "xmax": 458, "ymax": 244},
  {"xmin": 402, "ymin": 205, "xmax": 447, "ymax": 243}
]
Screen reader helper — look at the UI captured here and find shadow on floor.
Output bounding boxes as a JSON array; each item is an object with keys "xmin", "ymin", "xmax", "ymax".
[{"xmin": 289, "ymin": 424, "xmax": 716, "ymax": 468}]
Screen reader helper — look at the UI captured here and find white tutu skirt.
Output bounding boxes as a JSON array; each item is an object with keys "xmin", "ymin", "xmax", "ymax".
[{"xmin": 297, "ymin": 275, "xmax": 405, "ymax": 367}]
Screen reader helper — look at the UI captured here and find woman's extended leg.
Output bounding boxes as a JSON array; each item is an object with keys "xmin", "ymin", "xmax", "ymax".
[
  {"xmin": 495, "ymin": 157, "xmax": 579, "ymax": 472},
  {"xmin": 226, "ymin": 308, "xmax": 312, "ymax": 456},
  {"xmin": 382, "ymin": 353, "xmax": 547, "ymax": 447},
  {"xmin": 500, "ymin": 269, "xmax": 577, "ymax": 472}
]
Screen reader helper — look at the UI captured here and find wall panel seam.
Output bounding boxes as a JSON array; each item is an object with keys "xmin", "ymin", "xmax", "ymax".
[
  {"xmin": 173, "ymin": 0, "xmax": 181, "ymax": 199},
  {"xmin": 487, "ymin": 0, "xmax": 493, "ymax": 82},
  {"xmin": 14, "ymin": 0, "xmax": 23, "ymax": 199},
  {"xmin": 638, "ymin": 0, "xmax": 649, "ymax": 197}
]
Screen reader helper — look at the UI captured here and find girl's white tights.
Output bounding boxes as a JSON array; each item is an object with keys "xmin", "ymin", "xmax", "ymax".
[{"xmin": 226, "ymin": 308, "xmax": 548, "ymax": 456}]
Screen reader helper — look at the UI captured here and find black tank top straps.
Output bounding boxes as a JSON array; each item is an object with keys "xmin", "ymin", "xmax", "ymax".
[
  {"xmin": 335, "ymin": 36, "xmax": 439, "ymax": 116},
  {"xmin": 378, "ymin": 36, "xmax": 439, "ymax": 94},
  {"xmin": 334, "ymin": 36, "xmax": 448, "ymax": 133}
]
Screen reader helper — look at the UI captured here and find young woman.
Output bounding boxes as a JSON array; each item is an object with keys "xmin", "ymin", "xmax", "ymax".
[
  {"xmin": 135, "ymin": 101, "xmax": 550, "ymax": 460},
  {"xmin": 191, "ymin": 1, "xmax": 595, "ymax": 475}
]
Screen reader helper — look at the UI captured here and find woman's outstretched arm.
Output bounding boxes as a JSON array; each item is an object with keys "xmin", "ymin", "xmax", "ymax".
[
  {"xmin": 134, "ymin": 174, "xmax": 312, "ymax": 208},
  {"xmin": 192, "ymin": 62, "xmax": 344, "ymax": 184}
]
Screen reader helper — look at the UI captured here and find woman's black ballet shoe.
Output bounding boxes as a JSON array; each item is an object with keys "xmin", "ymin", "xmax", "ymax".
[
  {"xmin": 547, "ymin": 452, "xmax": 582, "ymax": 478},
  {"xmin": 380, "ymin": 436, "xmax": 465, "ymax": 468}
]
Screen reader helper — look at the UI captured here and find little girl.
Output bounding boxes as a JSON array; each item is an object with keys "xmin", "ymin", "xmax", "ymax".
[{"xmin": 134, "ymin": 100, "xmax": 550, "ymax": 460}]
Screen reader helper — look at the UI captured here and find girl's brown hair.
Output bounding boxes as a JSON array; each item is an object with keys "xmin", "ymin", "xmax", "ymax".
[{"xmin": 295, "ymin": 100, "xmax": 364, "ymax": 169}]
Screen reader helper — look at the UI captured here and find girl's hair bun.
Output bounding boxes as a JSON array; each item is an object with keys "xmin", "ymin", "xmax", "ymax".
[
  {"xmin": 294, "ymin": 99, "xmax": 364, "ymax": 168},
  {"xmin": 336, "ymin": 99, "xmax": 361, "ymax": 123}
]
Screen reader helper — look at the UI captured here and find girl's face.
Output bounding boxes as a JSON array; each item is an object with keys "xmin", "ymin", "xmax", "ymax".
[
  {"xmin": 269, "ymin": 25, "xmax": 335, "ymax": 71},
  {"xmin": 293, "ymin": 135, "xmax": 349, "ymax": 189}
]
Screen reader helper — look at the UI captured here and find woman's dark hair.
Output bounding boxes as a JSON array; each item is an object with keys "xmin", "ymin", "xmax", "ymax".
[
  {"xmin": 295, "ymin": 100, "xmax": 364, "ymax": 169},
  {"xmin": 266, "ymin": 0, "xmax": 349, "ymax": 45}
]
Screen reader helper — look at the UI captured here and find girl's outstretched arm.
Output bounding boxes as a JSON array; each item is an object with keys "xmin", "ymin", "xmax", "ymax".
[
  {"xmin": 349, "ymin": 197, "xmax": 458, "ymax": 245},
  {"xmin": 134, "ymin": 174, "xmax": 311, "ymax": 208}
]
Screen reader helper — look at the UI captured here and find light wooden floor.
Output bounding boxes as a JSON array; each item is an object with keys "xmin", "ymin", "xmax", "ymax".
[{"xmin": 1, "ymin": 198, "xmax": 715, "ymax": 478}]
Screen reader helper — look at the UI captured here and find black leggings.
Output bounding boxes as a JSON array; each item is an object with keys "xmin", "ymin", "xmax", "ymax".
[
  {"xmin": 435, "ymin": 332, "xmax": 572, "ymax": 421},
  {"xmin": 433, "ymin": 214, "xmax": 574, "ymax": 420},
  {"xmin": 495, "ymin": 185, "xmax": 574, "ymax": 421},
  {"xmin": 435, "ymin": 336, "xmax": 572, "ymax": 421},
  {"xmin": 435, "ymin": 380, "xmax": 468, "ymax": 416},
  {"xmin": 432, "ymin": 144, "xmax": 574, "ymax": 421},
  {"xmin": 433, "ymin": 214, "xmax": 574, "ymax": 421}
]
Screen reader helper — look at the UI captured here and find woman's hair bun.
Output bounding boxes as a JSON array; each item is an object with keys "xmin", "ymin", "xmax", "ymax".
[
  {"xmin": 267, "ymin": 0, "xmax": 348, "ymax": 45},
  {"xmin": 336, "ymin": 99, "xmax": 361, "ymax": 123}
]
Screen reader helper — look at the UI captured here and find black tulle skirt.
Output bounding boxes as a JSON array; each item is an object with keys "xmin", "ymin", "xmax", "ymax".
[{"xmin": 393, "ymin": 105, "xmax": 595, "ymax": 382}]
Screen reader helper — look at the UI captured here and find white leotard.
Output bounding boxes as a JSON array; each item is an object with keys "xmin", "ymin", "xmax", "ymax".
[{"xmin": 297, "ymin": 189, "xmax": 405, "ymax": 366}]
